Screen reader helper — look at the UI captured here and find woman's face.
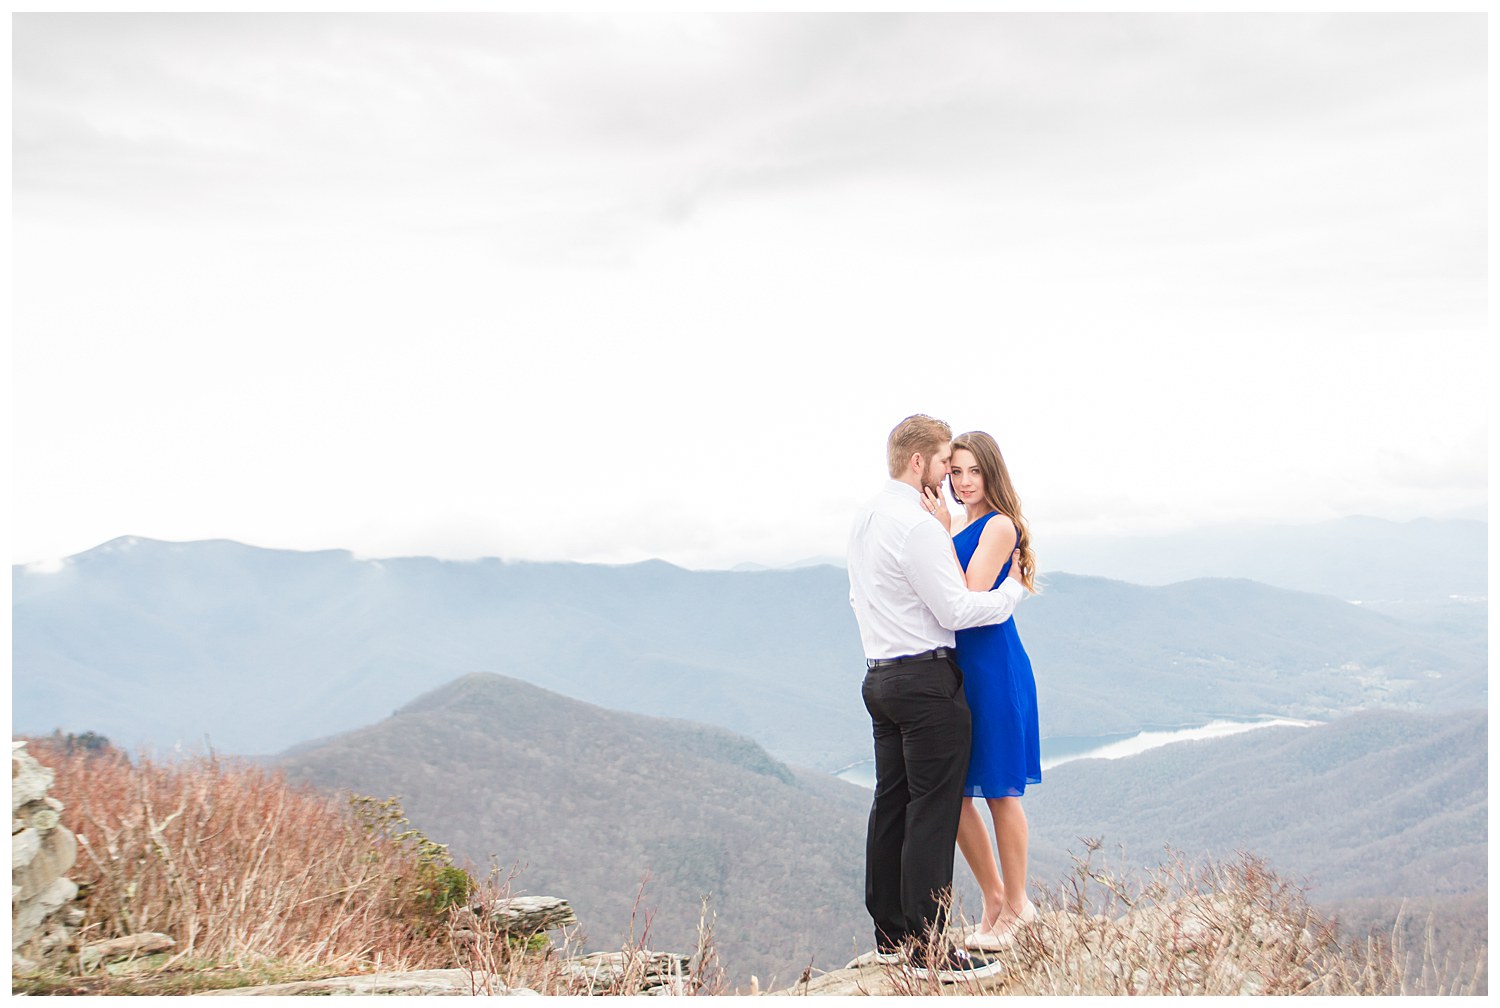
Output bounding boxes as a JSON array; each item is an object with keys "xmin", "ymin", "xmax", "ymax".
[{"xmin": 949, "ymin": 448, "xmax": 985, "ymax": 506}]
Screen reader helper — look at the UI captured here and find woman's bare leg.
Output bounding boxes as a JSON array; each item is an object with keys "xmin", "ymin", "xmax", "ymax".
[
  {"xmin": 987, "ymin": 796, "xmax": 1030, "ymax": 925},
  {"xmin": 955, "ymin": 797, "xmax": 1006, "ymax": 928}
]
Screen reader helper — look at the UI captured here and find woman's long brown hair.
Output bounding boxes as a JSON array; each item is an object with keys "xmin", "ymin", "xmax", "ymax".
[{"xmin": 949, "ymin": 430, "xmax": 1037, "ymax": 592}]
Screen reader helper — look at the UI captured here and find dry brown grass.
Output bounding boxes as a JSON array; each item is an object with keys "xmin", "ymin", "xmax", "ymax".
[
  {"xmin": 27, "ymin": 740, "xmax": 455, "ymax": 982},
  {"xmin": 23, "ymin": 740, "xmax": 1478, "ymax": 997},
  {"xmin": 872, "ymin": 840, "xmax": 1487, "ymax": 996},
  {"xmin": 19, "ymin": 740, "xmax": 727, "ymax": 995}
]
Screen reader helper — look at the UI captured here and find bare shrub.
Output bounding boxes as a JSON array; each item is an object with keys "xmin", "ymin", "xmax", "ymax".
[
  {"xmin": 28, "ymin": 742, "xmax": 727, "ymax": 994},
  {"xmin": 33, "ymin": 741, "xmax": 457, "ymax": 975},
  {"xmin": 933, "ymin": 840, "xmax": 1485, "ymax": 996},
  {"xmin": 840, "ymin": 842, "xmax": 1485, "ymax": 997}
]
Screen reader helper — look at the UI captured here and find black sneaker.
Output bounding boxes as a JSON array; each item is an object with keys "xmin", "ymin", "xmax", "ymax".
[{"xmin": 910, "ymin": 946, "xmax": 1005, "ymax": 982}]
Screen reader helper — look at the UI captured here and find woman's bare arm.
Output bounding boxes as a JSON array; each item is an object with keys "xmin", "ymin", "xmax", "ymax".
[{"xmin": 964, "ymin": 514, "xmax": 1017, "ymax": 591}]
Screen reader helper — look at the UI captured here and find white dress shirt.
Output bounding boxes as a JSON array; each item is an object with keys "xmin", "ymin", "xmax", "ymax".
[{"xmin": 847, "ymin": 480, "xmax": 1028, "ymax": 661}]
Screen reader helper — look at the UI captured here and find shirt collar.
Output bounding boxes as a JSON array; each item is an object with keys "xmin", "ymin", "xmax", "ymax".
[{"xmin": 884, "ymin": 479, "xmax": 922, "ymax": 502}]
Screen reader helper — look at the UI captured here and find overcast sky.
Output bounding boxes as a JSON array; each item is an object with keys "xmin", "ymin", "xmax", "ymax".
[{"xmin": 12, "ymin": 13, "xmax": 1488, "ymax": 570}]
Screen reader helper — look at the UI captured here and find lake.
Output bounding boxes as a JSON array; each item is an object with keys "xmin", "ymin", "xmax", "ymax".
[{"xmin": 832, "ymin": 715, "xmax": 1323, "ymax": 789}]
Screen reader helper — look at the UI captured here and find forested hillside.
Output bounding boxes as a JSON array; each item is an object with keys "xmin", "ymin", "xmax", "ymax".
[{"xmin": 282, "ymin": 672, "xmax": 870, "ymax": 986}]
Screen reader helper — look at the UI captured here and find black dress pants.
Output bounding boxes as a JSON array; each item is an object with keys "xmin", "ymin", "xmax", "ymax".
[{"xmin": 860, "ymin": 654, "xmax": 971, "ymax": 952}]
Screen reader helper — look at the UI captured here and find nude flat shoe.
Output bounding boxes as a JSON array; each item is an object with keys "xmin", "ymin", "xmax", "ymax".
[
  {"xmin": 965, "ymin": 901, "xmax": 1039, "ymax": 951},
  {"xmin": 963, "ymin": 926, "xmax": 1013, "ymax": 952}
]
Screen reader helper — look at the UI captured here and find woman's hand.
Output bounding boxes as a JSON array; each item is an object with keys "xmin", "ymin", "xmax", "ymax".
[{"xmin": 921, "ymin": 486, "xmax": 952, "ymax": 532}]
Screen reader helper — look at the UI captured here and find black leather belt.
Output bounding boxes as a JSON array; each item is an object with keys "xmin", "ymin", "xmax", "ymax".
[{"xmin": 866, "ymin": 647, "xmax": 954, "ymax": 670}]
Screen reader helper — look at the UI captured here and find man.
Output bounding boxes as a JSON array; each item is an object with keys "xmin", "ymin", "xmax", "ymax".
[{"xmin": 846, "ymin": 414, "xmax": 1028, "ymax": 981}]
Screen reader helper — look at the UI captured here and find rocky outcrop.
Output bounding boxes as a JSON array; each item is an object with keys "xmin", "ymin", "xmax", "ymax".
[
  {"xmin": 211, "ymin": 948, "xmax": 701, "ymax": 997},
  {"xmin": 208, "ymin": 894, "xmax": 698, "ymax": 997},
  {"xmin": 12, "ymin": 741, "xmax": 83, "ymax": 972},
  {"xmin": 769, "ymin": 960, "xmax": 907, "ymax": 996},
  {"xmin": 78, "ymin": 933, "xmax": 176, "ymax": 972},
  {"xmin": 447, "ymin": 894, "xmax": 579, "ymax": 950},
  {"xmin": 203, "ymin": 969, "xmax": 539, "ymax": 996},
  {"xmin": 565, "ymin": 950, "xmax": 694, "ymax": 994},
  {"xmin": 769, "ymin": 897, "xmax": 1324, "ymax": 997},
  {"xmin": 483, "ymin": 895, "xmax": 580, "ymax": 934}
]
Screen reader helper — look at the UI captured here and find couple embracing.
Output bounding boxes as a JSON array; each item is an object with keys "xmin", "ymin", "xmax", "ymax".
[{"xmin": 846, "ymin": 414, "xmax": 1041, "ymax": 981}]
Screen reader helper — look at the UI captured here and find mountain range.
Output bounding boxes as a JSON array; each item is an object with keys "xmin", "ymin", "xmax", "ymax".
[
  {"xmin": 781, "ymin": 516, "xmax": 1485, "ymax": 604},
  {"xmin": 8, "ymin": 521, "xmax": 1485, "ymax": 988},
  {"xmin": 1038, "ymin": 515, "xmax": 1486, "ymax": 604},
  {"xmin": 278, "ymin": 674, "xmax": 1486, "ymax": 988},
  {"xmin": 12, "ymin": 534, "xmax": 1485, "ymax": 770}
]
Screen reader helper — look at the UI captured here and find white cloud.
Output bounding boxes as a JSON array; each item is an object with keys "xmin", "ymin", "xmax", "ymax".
[
  {"xmin": 11, "ymin": 13, "xmax": 1487, "ymax": 567},
  {"xmin": 22, "ymin": 558, "xmax": 69, "ymax": 575}
]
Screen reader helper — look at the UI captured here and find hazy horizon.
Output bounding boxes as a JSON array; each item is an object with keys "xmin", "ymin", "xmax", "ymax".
[{"xmin": 14, "ymin": 508, "xmax": 1486, "ymax": 575}]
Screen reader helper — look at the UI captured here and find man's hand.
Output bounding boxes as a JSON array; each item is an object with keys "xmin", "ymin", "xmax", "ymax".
[
  {"xmin": 1005, "ymin": 550, "xmax": 1024, "ymax": 583},
  {"xmin": 921, "ymin": 486, "xmax": 952, "ymax": 533}
]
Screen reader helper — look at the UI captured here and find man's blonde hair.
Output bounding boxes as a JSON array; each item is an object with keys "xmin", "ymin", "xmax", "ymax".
[{"xmin": 886, "ymin": 414, "xmax": 952, "ymax": 478}]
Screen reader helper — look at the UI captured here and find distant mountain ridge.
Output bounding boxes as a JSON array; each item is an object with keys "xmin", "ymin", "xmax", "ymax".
[
  {"xmin": 12, "ymin": 535, "xmax": 1485, "ymax": 769},
  {"xmin": 1036, "ymin": 516, "xmax": 1485, "ymax": 603},
  {"xmin": 740, "ymin": 517, "xmax": 1485, "ymax": 604}
]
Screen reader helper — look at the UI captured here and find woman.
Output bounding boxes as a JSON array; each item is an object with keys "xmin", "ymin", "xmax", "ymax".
[{"xmin": 943, "ymin": 430, "xmax": 1041, "ymax": 950}]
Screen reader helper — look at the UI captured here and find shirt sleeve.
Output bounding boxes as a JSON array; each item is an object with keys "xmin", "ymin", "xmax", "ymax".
[{"xmin": 901, "ymin": 518, "xmax": 1027, "ymax": 631}]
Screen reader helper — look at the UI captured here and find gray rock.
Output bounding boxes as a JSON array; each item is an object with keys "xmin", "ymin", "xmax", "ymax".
[
  {"xmin": 11, "ymin": 744, "xmax": 55, "ymax": 813},
  {"xmin": 12, "ymin": 827, "xmax": 41, "ymax": 870},
  {"xmin": 565, "ymin": 950, "xmax": 694, "ymax": 992},
  {"xmin": 12, "ymin": 875, "xmax": 78, "ymax": 951},
  {"xmin": 644, "ymin": 979, "xmax": 690, "ymax": 995},
  {"xmin": 479, "ymin": 895, "xmax": 579, "ymax": 935},
  {"xmin": 767, "ymin": 961, "xmax": 974, "ymax": 996},
  {"xmin": 201, "ymin": 968, "xmax": 534, "ymax": 996},
  {"xmin": 10, "ymin": 743, "xmax": 83, "ymax": 974},
  {"xmin": 13, "ymin": 825, "xmax": 77, "ymax": 902},
  {"xmin": 26, "ymin": 806, "xmax": 62, "ymax": 832},
  {"xmin": 80, "ymin": 932, "xmax": 176, "ymax": 971},
  {"xmin": 36, "ymin": 924, "xmax": 73, "ymax": 953}
]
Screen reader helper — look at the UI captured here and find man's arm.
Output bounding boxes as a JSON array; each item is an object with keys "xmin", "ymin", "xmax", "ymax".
[{"xmin": 902, "ymin": 519, "xmax": 1026, "ymax": 631}]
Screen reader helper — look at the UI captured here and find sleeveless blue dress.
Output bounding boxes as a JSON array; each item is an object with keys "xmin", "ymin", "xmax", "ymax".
[{"xmin": 953, "ymin": 511, "xmax": 1041, "ymax": 798}]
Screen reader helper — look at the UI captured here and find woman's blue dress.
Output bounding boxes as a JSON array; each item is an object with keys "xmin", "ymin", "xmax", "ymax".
[{"xmin": 953, "ymin": 511, "xmax": 1041, "ymax": 798}]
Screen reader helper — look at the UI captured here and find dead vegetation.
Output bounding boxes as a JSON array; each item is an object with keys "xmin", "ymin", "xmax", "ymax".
[
  {"xmin": 868, "ymin": 839, "xmax": 1486, "ymax": 997},
  {"xmin": 12, "ymin": 743, "xmax": 1483, "ymax": 996},
  {"xmin": 12, "ymin": 741, "xmax": 726, "ymax": 995}
]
